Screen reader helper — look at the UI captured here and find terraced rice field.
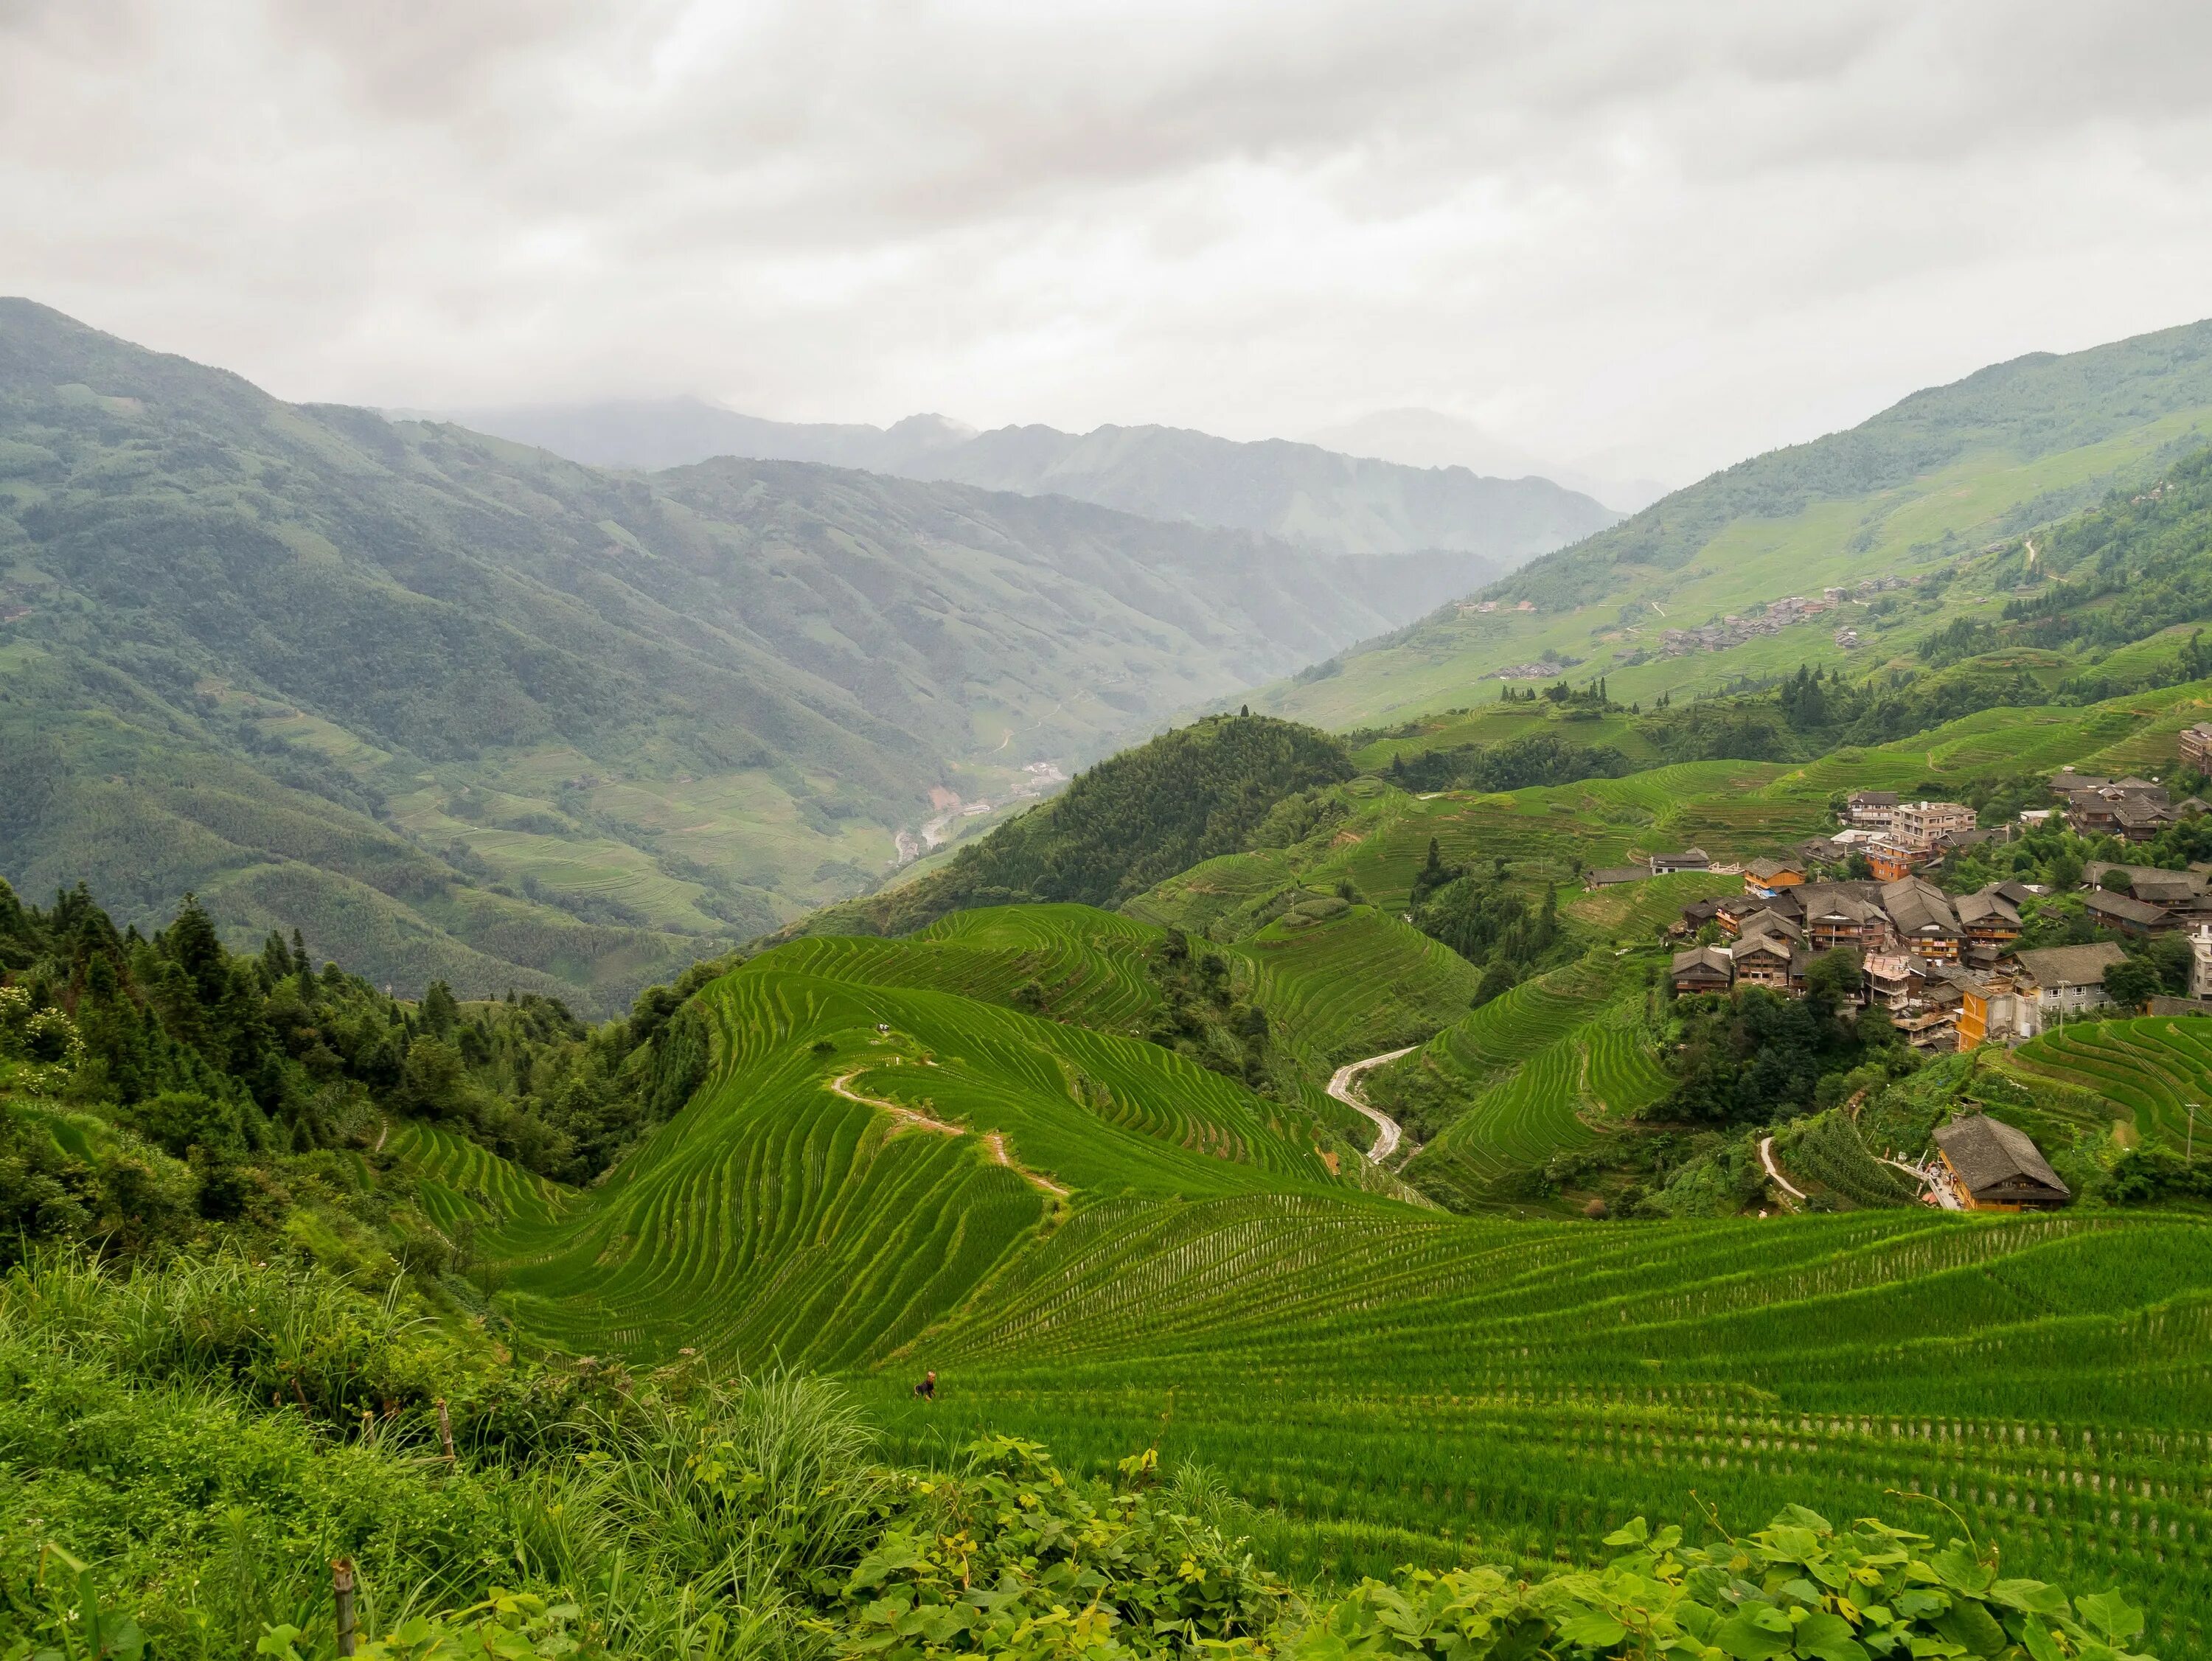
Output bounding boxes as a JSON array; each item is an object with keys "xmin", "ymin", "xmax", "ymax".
[
  {"xmin": 387, "ymin": 1118, "xmax": 567, "ymax": 1233},
  {"xmin": 1369, "ymin": 955, "xmax": 1663, "ymax": 1204},
  {"xmin": 863, "ymin": 1200, "xmax": 2212, "ymax": 1651},
  {"xmin": 1234, "ymin": 905, "xmax": 1482, "ymax": 1065},
  {"xmin": 460, "ymin": 935, "xmax": 1369, "ymax": 1365},
  {"xmin": 2004, "ymin": 1015, "xmax": 2212, "ymax": 1146},
  {"xmin": 401, "ymin": 891, "xmax": 2212, "ymax": 1651},
  {"xmin": 771, "ymin": 905, "xmax": 1161, "ymax": 1031},
  {"xmin": 1562, "ymin": 871, "xmax": 1736, "ymax": 939}
]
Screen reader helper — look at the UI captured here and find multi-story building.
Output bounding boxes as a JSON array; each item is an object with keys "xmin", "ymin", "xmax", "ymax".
[
  {"xmin": 1893, "ymin": 800, "xmax": 1977, "ymax": 850},
  {"xmin": 1867, "ymin": 838, "xmax": 1923, "ymax": 882},
  {"xmin": 1863, "ymin": 951, "xmax": 1922, "ymax": 1011},
  {"xmin": 1953, "ymin": 887, "xmax": 2022, "ymax": 965},
  {"xmin": 1795, "ymin": 885, "xmax": 1891, "ymax": 953},
  {"xmin": 1953, "ymin": 967, "xmax": 2027, "ymax": 1051},
  {"xmin": 1846, "ymin": 790, "xmax": 1899, "ymax": 829},
  {"xmin": 2180, "ymin": 722, "xmax": 2212, "ymax": 773},
  {"xmin": 1670, "ymin": 945, "xmax": 1734, "ymax": 995},
  {"xmin": 2192, "ymin": 924, "xmax": 2212, "ymax": 1003}
]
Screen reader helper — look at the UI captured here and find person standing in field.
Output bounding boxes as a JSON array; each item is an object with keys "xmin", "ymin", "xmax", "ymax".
[{"xmin": 914, "ymin": 1369, "xmax": 936, "ymax": 1401}]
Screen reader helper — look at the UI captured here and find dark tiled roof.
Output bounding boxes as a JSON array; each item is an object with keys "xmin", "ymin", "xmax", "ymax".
[
  {"xmin": 2011, "ymin": 941, "xmax": 2129, "ymax": 987},
  {"xmin": 1738, "ymin": 910, "xmax": 1804, "ymax": 941},
  {"xmin": 2084, "ymin": 891, "xmax": 2171, "ymax": 927},
  {"xmin": 1745, "ymin": 857, "xmax": 1803, "ymax": 880},
  {"xmin": 1848, "ymin": 790, "xmax": 1899, "ymax": 807},
  {"xmin": 1879, "ymin": 877, "xmax": 1959, "ymax": 936},
  {"xmin": 1934, "ymin": 1115, "xmax": 2067, "ymax": 1199},
  {"xmin": 1672, "ymin": 946, "xmax": 1733, "ymax": 979},
  {"xmin": 1954, "ymin": 888, "xmax": 2020, "ymax": 928}
]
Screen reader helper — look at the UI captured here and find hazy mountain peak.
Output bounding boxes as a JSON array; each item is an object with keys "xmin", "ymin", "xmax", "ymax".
[{"xmin": 1305, "ymin": 406, "xmax": 1669, "ymax": 513}]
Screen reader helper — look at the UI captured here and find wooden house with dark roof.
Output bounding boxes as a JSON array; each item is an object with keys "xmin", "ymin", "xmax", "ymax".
[
  {"xmin": 1932, "ymin": 1114, "xmax": 2070, "ymax": 1211},
  {"xmin": 1669, "ymin": 945, "xmax": 1734, "ymax": 995},
  {"xmin": 2081, "ymin": 889, "xmax": 2173, "ymax": 937}
]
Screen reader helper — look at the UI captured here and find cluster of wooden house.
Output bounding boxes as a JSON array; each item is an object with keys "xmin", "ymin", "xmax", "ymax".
[{"xmin": 1663, "ymin": 850, "xmax": 2212, "ymax": 1051}]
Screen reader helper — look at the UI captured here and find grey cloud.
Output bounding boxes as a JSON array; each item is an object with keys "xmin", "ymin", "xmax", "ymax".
[{"xmin": 4, "ymin": 0, "xmax": 2211, "ymax": 486}]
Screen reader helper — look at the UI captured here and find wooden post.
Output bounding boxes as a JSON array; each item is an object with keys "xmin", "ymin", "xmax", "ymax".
[
  {"xmin": 437, "ymin": 1396, "xmax": 456, "ymax": 1466},
  {"xmin": 332, "ymin": 1559, "xmax": 358, "ymax": 1657},
  {"xmin": 361, "ymin": 1406, "xmax": 375, "ymax": 1445}
]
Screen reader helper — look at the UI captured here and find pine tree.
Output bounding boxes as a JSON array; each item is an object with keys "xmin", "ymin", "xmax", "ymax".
[{"xmin": 422, "ymin": 980, "xmax": 460, "ymax": 1039}]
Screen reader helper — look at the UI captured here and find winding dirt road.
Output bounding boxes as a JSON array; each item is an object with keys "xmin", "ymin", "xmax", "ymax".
[
  {"xmin": 1758, "ymin": 1136, "xmax": 1806, "ymax": 1202},
  {"xmin": 828, "ymin": 1071, "xmax": 1068, "ymax": 1199},
  {"xmin": 1327, "ymin": 1048, "xmax": 1416, "ymax": 1163}
]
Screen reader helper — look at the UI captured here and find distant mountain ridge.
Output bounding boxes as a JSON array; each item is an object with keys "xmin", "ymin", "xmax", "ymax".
[
  {"xmin": 0, "ymin": 299, "xmax": 1512, "ymax": 1009},
  {"xmin": 443, "ymin": 398, "xmax": 1621, "ymax": 562}
]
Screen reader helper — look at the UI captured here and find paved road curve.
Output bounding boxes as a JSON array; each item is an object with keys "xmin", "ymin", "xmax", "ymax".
[{"xmin": 1327, "ymin": 1047, "xmax": 1417, "ymax": 1163}]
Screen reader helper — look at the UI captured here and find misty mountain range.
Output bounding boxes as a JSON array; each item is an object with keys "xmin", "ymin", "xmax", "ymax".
[{"xmin": 437, "ymin": 397, "xmax": 1624, "ymax": 561}]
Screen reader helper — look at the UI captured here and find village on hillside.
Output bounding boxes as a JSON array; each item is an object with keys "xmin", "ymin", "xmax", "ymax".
[{"xmin": 1613, "ymin": 737, "xmax": 2212, "ymax": 1067}]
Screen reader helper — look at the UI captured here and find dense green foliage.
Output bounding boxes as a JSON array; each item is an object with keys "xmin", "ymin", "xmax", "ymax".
[
  {"xmin": 0, "ymin": 878, "xmax": 715, "ymax": 1272},
  {"xmin": 8, "ymin": 1252, "xmax": 2168, "ymax": 1661},
  {"xmin": 1995, "ymin": 446, "xmax": 2212, "ymax": 658},
  {"xmin": 1385, "ymin": 732, "xmax": 1632, "ymax": 793},
  {"xmin": 1405, "ymin": 841, "xmax": 1568, "ymax": 1003},
  {"xmin": 791, "ymin": 717, "xmax": 1355, "ymax": 938}
]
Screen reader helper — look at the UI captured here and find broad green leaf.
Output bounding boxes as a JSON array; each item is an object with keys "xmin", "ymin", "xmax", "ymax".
[
  {"xmin": 1792, "ymin": 1611, "xmax": 1869, "ymax": 1661},
  {"xmin": 2019, "ymin": 1623, "xmax": 2065, "ymax": 1661},
  {"xmin": 1987, "ymin": 1580, "xmax": 2067, "ymax": 1616},
  {"xmin": 1927, "ymin": 1597, "xmax": 2008, "ymax": 1658},
  {"xmin": 1715, "ymin": 1604, "xmax": 1795, "ymax": 1659},
  {"xmin": 2075, "ymin": 1590, "xmax": 2145, "ymax": 1643},
  {"xmin": 1927, "ymin": 1547, "xmax": 1993, "ymax": 1598},
  {"xmin": 1556, "ymin": 1612, "xmax": 1628, "ymax": 1648},
  {"xmin": 1604, "ymin": 1517, "xmax": 1651, "ymax": 1547}
]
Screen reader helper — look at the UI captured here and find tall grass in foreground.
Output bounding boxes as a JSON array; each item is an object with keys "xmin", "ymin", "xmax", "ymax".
[{"xmin": 0, "ymin": 1251, "xmax": 879, "ymax": 1660}]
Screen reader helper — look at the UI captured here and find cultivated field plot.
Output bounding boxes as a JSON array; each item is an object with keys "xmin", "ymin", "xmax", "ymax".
[
  {"xmin": 770, "ymin": 905, "xmax": 1161, "ymax": 1032},
  {"xmin": 468, "ymin": 949, "xmax": 1364, "ymax": 1367},
  {"xmin": 1235, "ymin": 904, "xmax": 1483, "ymax": 1065},
  {"xmin": 2005, "ymin": 1015, "xmax": 2212, "ymax": 1147},
  {"xmin": 868, "ymin": 1203, "xmax": 2212, "ymax": 1651}
]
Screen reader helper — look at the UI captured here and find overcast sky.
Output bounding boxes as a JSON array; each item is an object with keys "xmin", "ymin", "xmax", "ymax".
[{"xmin": 7, "ymin": 0, "xmax": 2212, "ymax": 491}]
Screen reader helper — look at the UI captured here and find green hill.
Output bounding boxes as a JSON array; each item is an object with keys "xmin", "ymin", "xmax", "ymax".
[
  {"xmin": 1262, "ymin": 316, "xmax": 2212, "ymax": 729},
  {"xmin": 777, "ymin": 714, "xmax": 1355, "ymax": 939},
  {"xmin": 0, "ymin": 302, "xmax": 1467, "ymax": 1009}
]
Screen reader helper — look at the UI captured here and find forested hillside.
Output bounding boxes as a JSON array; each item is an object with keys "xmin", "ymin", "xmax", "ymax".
[
  {"xmin": 449, "ymin": 398, "xmax": 1621, "ymax": 560},
  {"xmin": 776, "ymin": 714, "xmax": 1356, "ymax": 939},
  {"xmin": 0, "ymin": 301, "xmax": 1486, "ymax": 1009},
  {"xmin": 1264, "ymin": 315, "xmax": 2212, "ymax": 729}
]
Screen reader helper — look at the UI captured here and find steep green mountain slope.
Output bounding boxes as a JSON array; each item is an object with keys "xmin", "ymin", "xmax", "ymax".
[
  {"xmin": 1262, "ymin": 316, "xmax": 2212, "ymax": 728},
  {"xmin": 0, "ymin": 301, "xmax": 1502, "ymax": 1008},
  {"xmin": 778, "ymin": 713, "xmax": 1356, "ymax": 939},
  {"xmin": 446, "ymin": 399, "xmax": 1621, "ymax": 562}
]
